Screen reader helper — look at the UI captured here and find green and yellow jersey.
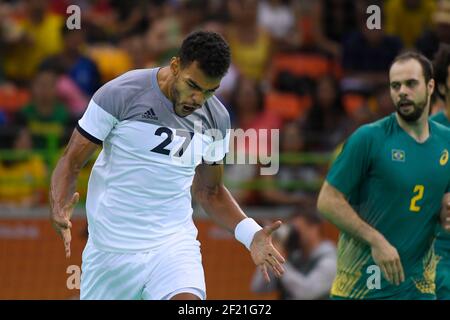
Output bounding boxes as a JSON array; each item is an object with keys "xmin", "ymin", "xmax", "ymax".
[
  {"xmin": 430, "ymin": 110, "xmax": 450, "ymax": 300},
  {"xmin": 326, "ymin": 113, "xmax": 450, "ymax": 299}
]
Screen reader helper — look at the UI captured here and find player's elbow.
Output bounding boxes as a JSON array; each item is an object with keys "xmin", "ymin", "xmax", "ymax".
[
  {"xmin": 317, "ymin": 182, "xmax": 331, "ymax": 215},
  {"xmin": 317, "ymin": 181, "xmax": 341, "ymax": 220}
]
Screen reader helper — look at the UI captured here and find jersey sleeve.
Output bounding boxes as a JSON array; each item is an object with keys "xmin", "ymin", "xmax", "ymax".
[
  {"xmin": 203, "ymin": 129, "xmax": 231, "ymax": 163},
  {"xmin": 326, "ymin": 125, "xmax": 374, "ymax": 197},
  {"xmin": 202, "ymin": 97, "xmax": 231, "ymax": 164},
  {"xmin": 77, "ymin": 80, "xmax": 121, "ymax": 144}
]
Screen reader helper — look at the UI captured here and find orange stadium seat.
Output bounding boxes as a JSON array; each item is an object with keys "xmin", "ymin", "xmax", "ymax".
[
  {"xmin": 0, "ymin": 86, "xmax": 30, "ymax": 113},
  {"xmin": 271, "ymin": 53, "xmax": 333, "ymax": 81},
  {"xmin": 265, "ymin": 91, "xmax": 312, "ymax": 121},
  {"xmin": 342, "ymin": 93, "xmax": 367, "ymax": 116}
]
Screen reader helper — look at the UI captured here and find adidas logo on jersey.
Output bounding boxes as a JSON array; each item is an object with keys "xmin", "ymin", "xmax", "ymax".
[{"xmin": 142, "ymin": 108, "xmax": 158, "ymax": 120}]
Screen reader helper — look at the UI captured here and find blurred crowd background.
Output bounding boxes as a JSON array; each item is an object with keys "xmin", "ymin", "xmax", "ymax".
[{"xmin": 0, "ymin": 0, "xmax": 449, "ymax": 299}]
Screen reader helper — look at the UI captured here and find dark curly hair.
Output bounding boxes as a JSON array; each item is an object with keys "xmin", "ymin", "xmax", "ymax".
[
  {"xmin": 178, "ymin": 30, "xmax": 231, "ymax": 79},
  {"xmin": 433, "ymin": 44, "xmax": 450, "ymax": 100}
]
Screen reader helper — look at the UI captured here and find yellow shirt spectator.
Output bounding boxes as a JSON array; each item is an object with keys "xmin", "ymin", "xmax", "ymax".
[
  {"xmin": 227, "ymin": 28, "xmax": 272, "ymax": 81},
  {"xmin": 87, "ymin": 45, "xmax": 133, "ymax": 83},
  {"xmin": 0, "ymin": 155, "xmax": 47, "ymax": 206},
  {"xmin": 385, "ymin": 0, "xmax": 436, "ymax": 48},
  {"xmin": 4, "ymin": 13, "xmax": 64, "ymax": 81}
]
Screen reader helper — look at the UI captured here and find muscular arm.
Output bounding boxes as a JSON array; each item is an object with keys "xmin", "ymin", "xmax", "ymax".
[
  {"xmin": 192, "ymin": 163, "xmax": 285, "ymax": 280},
  {"xmin": 192, "ymin": 163, "xmax": 247, "ymax": 232},
  {"xmin": 317, "ymin": 181, "xmax": 384, "ymax": 246},
  {"xmin": 49, "ymin": 128, "xmax": 99, "ymax": 257},
  {"xmin": 317, "ymin": 181, "xmax": 405, "ymax": 285}
]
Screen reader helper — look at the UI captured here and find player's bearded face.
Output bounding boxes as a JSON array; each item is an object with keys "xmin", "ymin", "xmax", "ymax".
[
  {"xmin": 170, "ymin": 60, "xmax": 221, "ymax": 117},
  {"xmin": 389, "ymin": 59, "xmax": 434, "ymax": 123},
  {"xmin": 395, "ymin": 88, "xmax": 429, "ymax": 122}
]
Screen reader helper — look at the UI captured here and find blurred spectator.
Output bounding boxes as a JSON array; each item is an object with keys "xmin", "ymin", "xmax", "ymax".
[
  {"xmin": 0, "ymin": 82, "xmax": 32, "ymax": 119},
  {"xmin": 177, "ymin": 0, "xmax": 208, "ymax": 37},
  {"xmin": 86, "ymin": 43, "xmax": 133, "ymax": 83},
  {"xmin": 303, "ymin": 76, "xmax": 350, "ymax": 151},
  {"xmin": 0, "ymin": 3, "xmax": 22, "ymax": 63},
  {"xmin": 257, "ymin": 0, "xmax": 295, "ymax": 41},
  {"xmin": 203, "ymin": 0, "xmax": 229, "ymax": 22},
  {"xmin": 259, "ymin": 122, "xmax": 320, "ymax": 206},
  {"xmin": 0, "ymin": 126, "xmax": 47, "ymax": 207},
  {"xmin": 341, "ymin": 13, "xmax": 403, "ymax": 92},
  {"xmin": 230, "ymin": 77, "xmax": 282, "ymax": 144},
  {"xmin": 144, "ymin": 15, "xmax": 181, "ymax": 66},
  {"xmin": 48, "ymin": 0, "xmax": 71, "ymax": 16},
  {"xmin": 385, "ymin": 0, "xmax": 436, "ymax": 48},
  {"xmin": 416, "ymin": 0, "xmax": 450, "ymax": 60},
  {"xmin": 110, "ymin": 0, "xmax": 149, "ymax": 37},
  {"xmin": 120, "ymin": 33, "xmax": 152, "ymax": 69},
  {"xmin": 320, "ymin": 0, "xmax": 359, "ymax": 43},
  {"xmin": 225, "ymin": 77, "xmax": 281, "ymax": 205},
  {"xmin": 292, "ymin": 0, "xmax": 340, "ymax": 56},
  {"xmin": 54, "ymin": 70, "xmax": 89, "ymax": 117},
  {"xmin": 251, "ymin": 208, "xmax": 337, "ymax": 299},
  {"xmin": 4, "ymin": 0, "xmax": 64, "ymax": 83},
  {"xmin": 82, "ymin": 0, "xmax": 117, "ymax": 42},
  {"xmin": 41, "ymin": 26, "xmax": 101, "ymax": 97},
  {"xmin": 14, "ymin": 68, "xmax": 72, "ymax": 150},
  {"xmin": 83, "ymin": 0, "xmax": 149, "ymax": 43},
  {"xmin": 226, "ymin": 0, "xmax": 273, "ymax": 81},
  {"xmin": 373, "ymin": 86, "xmax": 395, "ymax": 118},
  {"xmin": 224, "ymin": 162, "xmax": 259, "ymax": 206}
]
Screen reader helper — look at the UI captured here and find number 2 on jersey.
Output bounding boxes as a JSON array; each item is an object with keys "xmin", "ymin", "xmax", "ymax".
[
  {"xmin": 151, "ymin": 127, "xmax": 194, "ymax": 157},
  {"xmin": 409, "ymin": 185, "xmax": 424, "ymax": 212}
]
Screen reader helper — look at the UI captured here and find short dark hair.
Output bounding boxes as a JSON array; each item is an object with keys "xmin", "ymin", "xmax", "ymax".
[
  {"xmin": 433, "ymin": 44, "xmax": 450, "ymax": 99},
  {"xmin": 178, "ymin": 30, "xmax": 231, "ymax": 79},
  {"xmin": 390, "ymin": 51, "xmax": 434, "ymax": 84}
]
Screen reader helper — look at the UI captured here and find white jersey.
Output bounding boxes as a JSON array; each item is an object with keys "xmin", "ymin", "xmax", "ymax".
[{"xmin": 78, "ymin": 68, "xmax": 230, "ymax": 252}]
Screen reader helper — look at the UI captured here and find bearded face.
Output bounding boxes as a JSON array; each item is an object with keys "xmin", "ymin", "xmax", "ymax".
[
  {"xmin": 394, "ymin": 87, "xmax": 429, "ymax": 122},
  {"xmin": 389, "ymin": 59, "xmax": 434, "ymax": 123}
]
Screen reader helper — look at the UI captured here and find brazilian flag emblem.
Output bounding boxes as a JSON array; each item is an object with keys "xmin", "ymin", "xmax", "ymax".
[
  {"xmin": 440, "ymin": 149, "xmax": 449, "ymax": 166},
  {"xmin": 392, "ymin": 149, "xmax": 405, "ymax": 162}
]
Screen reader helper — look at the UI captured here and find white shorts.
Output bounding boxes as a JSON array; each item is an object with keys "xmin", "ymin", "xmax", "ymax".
[{"xmin": 80, "ymin": 236, "xmax": 206, "ymax": 300}]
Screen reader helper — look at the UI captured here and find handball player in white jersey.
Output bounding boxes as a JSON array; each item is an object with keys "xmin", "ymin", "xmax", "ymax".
[{"xmin": 49, "ymin": 31, "xmax": 285, "ymax": 300}]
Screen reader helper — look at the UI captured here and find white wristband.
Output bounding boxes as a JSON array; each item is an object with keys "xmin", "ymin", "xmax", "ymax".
[{"xmin": 235, "ymin": 218, "xmax": 262, "ymax": 250}]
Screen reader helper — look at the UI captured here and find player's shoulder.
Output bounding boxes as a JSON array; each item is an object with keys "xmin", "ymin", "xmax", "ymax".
[
  {"xmin": 430, "ymin": 111, "xmax": 447, "ymax": 124},
  {"xmin": 91, "ymin": 68, "xmax": 155, "ymax": 120},
  {"xmin": 95, "ymin": 68, "xmax": 152, "ymax": 99},
  {"xmin": 350, "ymin": 114, "xmax": 395, "ymax": 141},
  {"xmin": 430, "ymin": 110, "xmax": 443, "ymax": 120},
  {"xmin": 203, "ymin": 95, "xmax": 231, "ymax": 134},
  {"xmin": 430, "ymin": 119, "xmax": 450, "ymax": 144}
]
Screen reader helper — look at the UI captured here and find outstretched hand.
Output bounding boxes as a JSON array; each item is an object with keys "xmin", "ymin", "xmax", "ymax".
[
  {"xmin": 50, "ymin": 192, "xmax": 79, "ymax": 258},
  {"xmin": 250, "ymin": 220, "xmax": 286, "ymax": 283}
]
